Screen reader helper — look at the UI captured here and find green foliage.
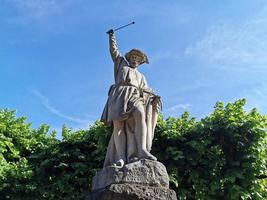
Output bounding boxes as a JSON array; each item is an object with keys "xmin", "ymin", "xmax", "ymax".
[
  {"xmin": 0, "ymin": 99, "xmax": 266, "ymax": 200},
  {"xmin": 153, "ymin": 99, "xmax": 267, "ymax": 200},
  {"xmin": 30, "ymin": 122, "xmax": 111, "ymax": 200},
  {"xmin": 0, "ymin": 109, "xmax": 57, "ymax": 199}
]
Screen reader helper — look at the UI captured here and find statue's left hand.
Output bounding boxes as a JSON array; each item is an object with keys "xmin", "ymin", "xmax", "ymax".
[{"xmin": 153, "ymin": 95, "xmax": 161, "ymax": 100}]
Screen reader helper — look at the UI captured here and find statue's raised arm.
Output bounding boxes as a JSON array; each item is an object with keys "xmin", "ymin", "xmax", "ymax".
[{"xmin": 107, "ymin": 29, "xmax": 121, "ymax": 63}]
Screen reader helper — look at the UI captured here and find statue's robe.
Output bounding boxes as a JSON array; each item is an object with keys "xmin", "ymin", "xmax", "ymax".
[{"xmin": 101, "ymin": 34, "xmax": 161, "ymax": 167}]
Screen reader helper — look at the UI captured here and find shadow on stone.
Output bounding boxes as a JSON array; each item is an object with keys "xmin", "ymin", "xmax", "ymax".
[{"xmin": 86, "ymin": 159, "xmax": 177, "ymax": 200}]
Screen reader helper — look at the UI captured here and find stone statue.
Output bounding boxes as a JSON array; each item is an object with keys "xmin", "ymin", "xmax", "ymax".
[
  {"xmin": 87, "ymin": 27, "xmax": 177, "ymax": 200},
  {"xmin": 101, "ymin": 29, "xmax": 162, "ymax": 168}
]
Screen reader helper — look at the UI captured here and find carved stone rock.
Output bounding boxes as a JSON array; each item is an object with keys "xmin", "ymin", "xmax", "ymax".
[
  {"xmin": 92, "ymin": 159, "xmax": 169, "ymax": 190},
  {"xmin": 86, "ymin": 183, "xmax": 177, "ymax": 200},
  {"xmin": 86, "ymin": 159, "xmax": 177, "ymax": 200}
]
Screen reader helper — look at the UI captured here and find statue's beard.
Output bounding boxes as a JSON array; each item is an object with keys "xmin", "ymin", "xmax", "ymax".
[{"xmin": 130, "ymin": 61, "xmax": 139, "ymax": 68}]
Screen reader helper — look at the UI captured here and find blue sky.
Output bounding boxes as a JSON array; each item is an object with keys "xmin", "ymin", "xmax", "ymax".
[{"xmin": 1, "ymin": 0, "xmax": 267, "ymax": 136}]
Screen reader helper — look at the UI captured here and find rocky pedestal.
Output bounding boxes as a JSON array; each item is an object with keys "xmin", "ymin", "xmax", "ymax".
[{"xmin": 86, "ymin": 159, "xmax": 177, "ymax": 200}]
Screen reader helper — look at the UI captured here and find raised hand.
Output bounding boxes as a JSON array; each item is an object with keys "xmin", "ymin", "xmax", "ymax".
[{"xmin": 106, "ymin": 29, "xmax": 114, "ymax": 35}]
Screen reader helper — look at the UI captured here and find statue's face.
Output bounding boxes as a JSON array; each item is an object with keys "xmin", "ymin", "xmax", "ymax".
[{"xmin": 129, "ymin": 55, "xmax": 142, "ymax": 68}]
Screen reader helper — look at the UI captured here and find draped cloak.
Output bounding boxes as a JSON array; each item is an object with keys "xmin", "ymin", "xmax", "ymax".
[{"xmin": 101, "ymin": 34, "xmax": 161, "ymax": 167}]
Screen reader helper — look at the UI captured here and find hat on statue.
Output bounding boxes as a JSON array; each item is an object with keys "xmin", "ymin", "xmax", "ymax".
[{"xmin": 125, "ymin": 48, "xmax": 149, "ymax": 64}]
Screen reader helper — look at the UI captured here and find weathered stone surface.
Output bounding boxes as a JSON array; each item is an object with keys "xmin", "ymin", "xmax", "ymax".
[
  {"xmin": 86, "ymin": 183, "xmax": 177, "ymax": 200},
  {"xmin": 87, "ymin": 159, "xmax": 178, "ymax": 199},
  {"xmin": 92, "ymin": 159, "xmax": 169, "ymax": 190},
  {"xmin": 102, "ymin": 31, "xmax": 161, "ymax": 168}
]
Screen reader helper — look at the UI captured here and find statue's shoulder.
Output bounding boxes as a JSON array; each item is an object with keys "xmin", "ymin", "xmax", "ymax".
[{"xmin": 116, "ymin": 56, "xmax": 129, "ymax": 67}]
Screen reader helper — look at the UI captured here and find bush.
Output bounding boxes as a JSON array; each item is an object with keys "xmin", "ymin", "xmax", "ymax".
[
  {"xmin": 153, "ymin": 99, "xmax": 267, "ymax": 200},
  {"xmin": 0, "ymin": 99, "xmax": 266, "ymax": 200},
  {"xmin": 0, "ymin": 110, "xmax": 57, "ymax": 199}
]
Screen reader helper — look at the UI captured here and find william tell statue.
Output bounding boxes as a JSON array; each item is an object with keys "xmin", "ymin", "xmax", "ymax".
[
  {"xmin": 101, "ymin": 29, "xmax": 162, "ymax": 168},
  {"xmin": 86, "ymin": 25, "xmax": 177, "ymax": 200}
]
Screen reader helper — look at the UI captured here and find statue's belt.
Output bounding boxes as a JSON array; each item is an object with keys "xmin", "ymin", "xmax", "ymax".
[{"xmin": 109, "ymin": 83, "xmax": 159, "ymax": 98}]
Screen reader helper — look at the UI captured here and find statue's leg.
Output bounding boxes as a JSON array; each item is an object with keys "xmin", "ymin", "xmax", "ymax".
[
  {"xmin": 113, "ymin": 120, "xmax": 126, "ymax": 165},
  {"xmin": 126, "ymin": 117, "xmax": 138, "ymax": 163},
  {"xmin": 146, "ymin": 103, "xmax": 153, "ymax": 152},
  {"xmin": 103, "ymin": 133, "xmax": 115, "ymax": 167},
  {"xmin": 132, "ymin": 104, "xmax": 157, "ymax": 161}
]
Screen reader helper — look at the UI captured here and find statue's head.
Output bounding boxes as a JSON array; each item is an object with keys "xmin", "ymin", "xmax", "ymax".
[{"xmin": 125, "ymin": 48, "xmax": 149, "ymax": 68}]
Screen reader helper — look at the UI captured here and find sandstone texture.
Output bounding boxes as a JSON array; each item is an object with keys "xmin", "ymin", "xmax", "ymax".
[
  {"xmin": 86, "ymin": 159, "xmax": 177, "ymax": 200},
  {"xmin": 92, "ymin": 159, "xmax": 169, "ymax": 190},
  {"xmin": 86, "ymin": 183, "xmax": 177, "ymax": 200}
]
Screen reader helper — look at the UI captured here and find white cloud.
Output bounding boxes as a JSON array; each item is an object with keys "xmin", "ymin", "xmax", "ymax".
[
  {"xmin": 149, "ymin": 50, "xmax": 181, "ymax": 64},
  {"xmin": 242, "ymin": 81, "xmax": 267, "ymax": 113},
  {"xmin": 32, "ymin": 90, "xmax": 92, "ymax": 125},
  {"xmin": 174, "ymin": 79, "xmax": 213, "ymax": 93},
  {"xmin": 107, "ymin": 1, "xmax": 194, "ymax": 25},
  {"xmin": 185, "ymin": 6, "xmax": 267, "ymax": 70},
  {"xmin": 6, "ymin": 0, "xmax": 74, "ymax": 23},
  {"xmin": 166, "ymin": 103, "xmax": 191, "ymax": 113}
]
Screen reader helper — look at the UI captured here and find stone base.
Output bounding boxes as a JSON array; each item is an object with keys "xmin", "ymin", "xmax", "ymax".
[
  {"xmin": 86, "ymin": 183, "xmax": 177, "ymax": 200},
  {"xmin": 87, "ymin": 159, "xmax": 177, "ymax": 200},
  {"xmin": 92, "ymin": 159, "xmax": 169, "ymax": 190}
]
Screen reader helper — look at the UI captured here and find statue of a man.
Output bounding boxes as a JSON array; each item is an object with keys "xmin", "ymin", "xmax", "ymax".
[{"xmin": 101, "ymin": 29, "xmax": 161, "ymax": 168}]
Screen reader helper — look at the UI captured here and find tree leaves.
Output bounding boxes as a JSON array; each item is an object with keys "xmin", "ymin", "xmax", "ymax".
[
  {"xmin": 153, "ymin": 99, "xmax": 267, "ymax": 200},
  {"xmin": 0, "ymin": 99, "xmax": 266, "ymax": 200}
]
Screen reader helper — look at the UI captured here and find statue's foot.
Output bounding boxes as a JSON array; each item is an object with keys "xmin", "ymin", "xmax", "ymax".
[
  {"xmin": 129, "ymin": 157, "xmax": 139, "ymax": 163},
  {"xmin": 140, "ymin": 151, "xmax": 157, "ymax": 161},
  {"xmin": 111, "ymin": 159, "xmax": 125, "ymax": 168}
]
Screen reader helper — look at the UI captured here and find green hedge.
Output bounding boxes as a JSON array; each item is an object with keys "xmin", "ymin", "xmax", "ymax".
[{"xmin": 0, "ymin": 99, "xmax": 266, "ymax": 200}]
